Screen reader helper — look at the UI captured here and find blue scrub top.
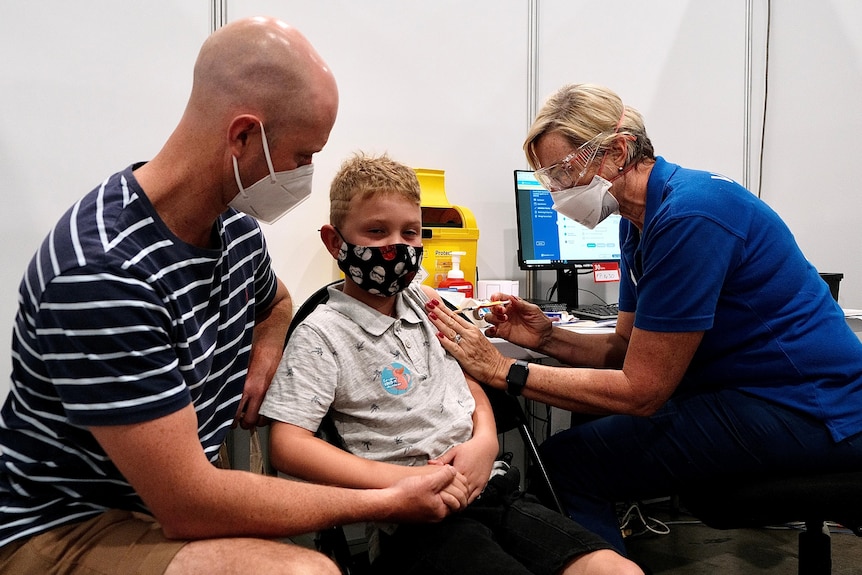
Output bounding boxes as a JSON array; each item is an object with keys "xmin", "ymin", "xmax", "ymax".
[{"xmin": 618, "ymin": 157, "xmax": 862, "ymax": 442}]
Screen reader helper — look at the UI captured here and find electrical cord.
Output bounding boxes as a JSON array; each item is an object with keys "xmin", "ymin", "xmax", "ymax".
[
  {"xmin": 756, "ymin": 0, "xmax": 771, "ymax": 199},
  {"xmin": 547, "ymin": 283, "xmax": 612, "ymax": 307},
  {"xmin": 579, "ymin": 288, "xmax": 610, "ymax": 305},
  {"xmin": 619, "ymin": 502, "xmax": 671, "ymax": 539}
]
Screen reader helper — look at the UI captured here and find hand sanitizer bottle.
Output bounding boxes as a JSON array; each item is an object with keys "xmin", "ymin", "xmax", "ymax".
[{"xmin": 437, "ymin": 251, "xmax": 473, "ymax": 298}]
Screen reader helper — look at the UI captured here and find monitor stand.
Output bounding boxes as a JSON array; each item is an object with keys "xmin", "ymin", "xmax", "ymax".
[
  {"xmin": 555, "ymin": 268, "xmax": 580, "ymax": 310},
  {"xmin": 524, "ymin": 269, "xmax": 581, "ymax": 311}
]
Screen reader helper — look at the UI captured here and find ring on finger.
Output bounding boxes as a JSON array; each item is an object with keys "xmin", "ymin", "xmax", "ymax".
[{"xmin": 453, "ymin": 333, "xmax": 462, "ymax": 344}]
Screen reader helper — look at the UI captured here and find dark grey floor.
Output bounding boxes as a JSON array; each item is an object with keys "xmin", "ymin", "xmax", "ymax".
[{"xmin": 625, "ymin": 500, "xmax": 862, "ymax": 574}]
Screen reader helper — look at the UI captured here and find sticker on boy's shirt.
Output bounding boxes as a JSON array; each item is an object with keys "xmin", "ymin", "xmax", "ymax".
[{"xmin": 381, "ymin": 362, "xmax": 413, "ymax": 395}]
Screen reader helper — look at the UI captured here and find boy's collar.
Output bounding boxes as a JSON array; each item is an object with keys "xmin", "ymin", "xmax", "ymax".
[{"xmin": 327, "ymin": 285, "xmax": 423, "ymax": 338}]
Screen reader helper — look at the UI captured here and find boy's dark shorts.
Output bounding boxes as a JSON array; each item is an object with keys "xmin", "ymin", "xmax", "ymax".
[{"xmin": 373, "ymin": 467, "xmax": 615, "ymax": 574}]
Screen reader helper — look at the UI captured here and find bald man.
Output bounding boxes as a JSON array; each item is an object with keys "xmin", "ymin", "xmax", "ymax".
[{"xmin": 0, "ymin": 17, "xmax": 469, "ymax": 575}]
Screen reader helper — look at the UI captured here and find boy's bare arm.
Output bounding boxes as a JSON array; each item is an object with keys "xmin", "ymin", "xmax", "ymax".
[
  {"xmin": 269, "ymin": 421, "xmax": 470, "ymax": 493},
  {"xmin": 430, "ymin": 374, "xmax": 499, "ymax": 502}
]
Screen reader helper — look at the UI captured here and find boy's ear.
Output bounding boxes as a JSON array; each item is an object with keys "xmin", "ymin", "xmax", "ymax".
[{"xmin": 320, "ymin": 225, "xmax": 342, "ymax": 258}]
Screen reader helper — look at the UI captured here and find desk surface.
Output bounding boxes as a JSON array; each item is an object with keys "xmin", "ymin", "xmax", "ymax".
[{"xmin": 493, "ymin": 316, "xmax": 862, "ymax": 360}]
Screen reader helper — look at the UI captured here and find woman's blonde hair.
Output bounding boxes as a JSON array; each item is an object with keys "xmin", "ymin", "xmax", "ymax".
[
  {"xmin": 523, "ymin": 83, "xmax": 654, "ymax": 170},
  {"xmin": 329, "ymin": 152, "xmax": 421, "ymax": 228}
]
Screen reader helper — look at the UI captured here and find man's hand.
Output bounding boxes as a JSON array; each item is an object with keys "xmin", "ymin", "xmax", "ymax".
[
  {"xmin": 237, "ymin": 279, "xmax": 292, "ymax": 429},
  {"xmin": 234, "ymin": 377, "xmax": 269, "ymax": 429},
  {"xmin": 385, "ymin": 465, "xmax": 469, "ymax": 523}
]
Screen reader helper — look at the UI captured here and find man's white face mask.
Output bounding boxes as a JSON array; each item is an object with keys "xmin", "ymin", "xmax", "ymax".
[
  {"xmin": 550, "ymin": 175, "xmax": 620, "ymax": 230},
  {"xmin": 230, "ymin": 122, "xmax": 313, "ymax": 225}
]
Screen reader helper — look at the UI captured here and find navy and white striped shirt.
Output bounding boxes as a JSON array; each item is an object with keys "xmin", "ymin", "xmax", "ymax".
[{"xmin": 0, "ymin": 165, "xmax": 278, "ymax": 547}]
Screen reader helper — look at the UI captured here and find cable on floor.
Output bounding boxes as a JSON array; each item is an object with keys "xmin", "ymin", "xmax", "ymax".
[{"xmin": 620, "ymin": 502, "xmax": 671, "ymax": 539}]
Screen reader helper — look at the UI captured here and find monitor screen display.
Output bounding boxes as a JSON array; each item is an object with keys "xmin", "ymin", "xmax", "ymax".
[{"xmin": 514, "ymin": 169, "xmax": 622, "ymax": 270}]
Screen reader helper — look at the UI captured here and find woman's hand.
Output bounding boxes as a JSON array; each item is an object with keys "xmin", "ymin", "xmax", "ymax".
[
  {"xmin": 483, "ymin": 294, "xmax": 554, "ymax": 351},
  {"xmin": 424, "ymin": 298, "xmax": 511, "ymax": 387}
]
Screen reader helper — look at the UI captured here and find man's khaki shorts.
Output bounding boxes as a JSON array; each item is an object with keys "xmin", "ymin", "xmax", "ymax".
[{"xmin": 0, "ymin": 510, "xmax": 186, "ymax": 575}]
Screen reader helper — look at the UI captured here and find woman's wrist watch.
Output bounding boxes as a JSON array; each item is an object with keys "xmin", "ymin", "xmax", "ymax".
[{"xmin": 506, "ymin": 360, "xmax": 530, "ymax": 396}]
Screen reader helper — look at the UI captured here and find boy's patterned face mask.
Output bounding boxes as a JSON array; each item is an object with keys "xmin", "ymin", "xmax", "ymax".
[{"xmin": 335, "ymin": 229, "xmax": 424, "ymax": 297}]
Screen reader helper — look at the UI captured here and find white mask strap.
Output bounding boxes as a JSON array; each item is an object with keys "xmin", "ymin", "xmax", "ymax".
[
  {"xmin": 232, "ymin": 155, "xmax": 246, "ymax": 195},
  {"xmin": 258, "ymin": 122, "xmax": 277, "ymax": 181}
]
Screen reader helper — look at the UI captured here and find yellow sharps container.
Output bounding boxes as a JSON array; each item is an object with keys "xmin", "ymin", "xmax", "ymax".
[{"xmin": 414, "ymin": 168, "xmax": 479, "ymax": 292}]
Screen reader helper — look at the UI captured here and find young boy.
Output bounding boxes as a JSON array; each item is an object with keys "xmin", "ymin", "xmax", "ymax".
[{"xmin": 260, "ymin": 153, "xmax": 643, "ymax": 575}]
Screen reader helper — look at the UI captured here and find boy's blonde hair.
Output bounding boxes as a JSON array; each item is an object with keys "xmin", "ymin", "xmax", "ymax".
[{"xmin": 329, "ymin": 152, "xmax": 422, "ymax": 228}]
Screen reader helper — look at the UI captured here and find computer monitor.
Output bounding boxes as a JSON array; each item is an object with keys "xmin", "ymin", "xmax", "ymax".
[{"xmin": 514, "ymin": 169, "xmax": 622, "ymax": 308}]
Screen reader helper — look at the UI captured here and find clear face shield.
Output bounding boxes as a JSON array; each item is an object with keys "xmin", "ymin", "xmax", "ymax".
[{"xmin": 533, "ymin": 137, "xmax": 603, "ymax": 192}]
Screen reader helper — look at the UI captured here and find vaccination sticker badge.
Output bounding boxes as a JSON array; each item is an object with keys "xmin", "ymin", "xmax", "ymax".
[{"xmin": 381, "ymin": 362, "xmax": 413, "ymax": 395}]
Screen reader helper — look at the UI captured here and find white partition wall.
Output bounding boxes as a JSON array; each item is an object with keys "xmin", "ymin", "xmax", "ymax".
[
  {"xmin": 529, "ymin": 0, "xmax": 754, "ymax": 301},
  {"xmin": 536, "ymin": 0, "xmax": 750, "ymax": 180},
  {"xmin": 1, "ymin": 1, "xmax": 860, "ymax": 400},
  {"xmin": 224, "ymin": 0, "xmax": 533, "ymax": 309},
  {"xmin": 0, "ymin": 1, "xmax": 210, "ymax": 400},
  {"xmin": 758, "ymin": 1, "xmax": 862, "ymax": 300}
]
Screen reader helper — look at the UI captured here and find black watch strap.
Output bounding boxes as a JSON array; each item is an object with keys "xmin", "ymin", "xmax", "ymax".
[{"xmin": 506, "ymin": 360, "xmax": 530, "ymax": 396}]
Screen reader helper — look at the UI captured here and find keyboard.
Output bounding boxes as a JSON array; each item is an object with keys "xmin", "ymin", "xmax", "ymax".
[
  {"xmin": 524, "ymin": 299, "xmax": 570, "ymax": 312},
  {"xmin": 537, "ymin": 302, "xmax": 568, "ymax": 313},
  {"xmin": 569, "ymin": 303, "xmax": 619, "ymax": 321}
]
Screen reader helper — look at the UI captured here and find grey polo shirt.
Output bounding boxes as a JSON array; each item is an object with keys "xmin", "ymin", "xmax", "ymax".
[{"xmin": 261, "ymin": 283, "xmax": 476, "ymax": 467}]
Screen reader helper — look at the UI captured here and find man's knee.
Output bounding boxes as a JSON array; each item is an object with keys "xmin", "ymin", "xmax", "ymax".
[
  {"xmin": 166, "ymin": 537, "xmax": 340, "ymax": 575},
  {"xmin": 276, "ymin": 544, "xmax": 341, "ymax": 575}
]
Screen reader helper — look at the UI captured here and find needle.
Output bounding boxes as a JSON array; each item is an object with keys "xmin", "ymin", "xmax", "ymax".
[{"xmin": 457, "ymin": 300, "xmax": 510, "ymax": 312}]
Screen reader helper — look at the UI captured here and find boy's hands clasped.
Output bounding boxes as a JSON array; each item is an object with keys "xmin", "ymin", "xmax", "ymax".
[
  {"xmin": 388, "ymin": 464, "xmax": 470, "ymax": 522},
  {"xmin": 430, "ymin": 434, "xmax": 498, "ymax": 504}
]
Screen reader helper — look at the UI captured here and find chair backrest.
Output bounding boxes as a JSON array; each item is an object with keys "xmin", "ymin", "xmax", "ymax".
[
  {"xmin": 283, "ymin": 279, "xmax": 346, "ymax": 448},
  {"xmin": 285, "ymin": 279, "xmax": 345, "ymax": 345}
]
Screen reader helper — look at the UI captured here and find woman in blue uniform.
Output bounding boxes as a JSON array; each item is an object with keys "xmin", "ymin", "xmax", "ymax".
[{"xmin": 424, "ymin": 83, "xmax": 862, "ymax": 553}]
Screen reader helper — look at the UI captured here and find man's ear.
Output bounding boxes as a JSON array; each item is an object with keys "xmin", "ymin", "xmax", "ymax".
[
  {"xmin": 320, "ymin": 224, "xmax": 342, "ymax": 258},
  {"xmin": 227, "ymin": 115, "xmax": 262, "ymax": 158}
]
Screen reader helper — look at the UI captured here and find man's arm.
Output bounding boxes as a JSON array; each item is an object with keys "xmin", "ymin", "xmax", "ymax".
[
  {"xmin": 91, "ymin": 404, "xmax": 468, "ymax": 540},
  {"xmin": 237, "ymin": 278, "xmax": 292, "ymax": 428}
]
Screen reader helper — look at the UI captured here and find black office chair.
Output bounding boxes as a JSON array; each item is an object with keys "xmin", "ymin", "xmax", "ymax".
[
  {"xmin": 680, "ymin": 471, "xmax": 862, "ymax": 575},
  {"xmin": 282, "ymin": 280, "xmax": 564, "ymax": 573},
  {"xmin": 679, "ymin": 277, "xmax": 862, "ymax": 575}
]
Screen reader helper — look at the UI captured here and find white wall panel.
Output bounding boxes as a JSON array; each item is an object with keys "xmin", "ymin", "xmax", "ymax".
[
  {"xmin": 225, "ymin": 1, "xmax": 531, "ymax": 309},
  {"xmin": 759, "ymin": 1, "xmax": 862, "ymax": 305},
  {"xmin": 0, "ymin": 1, "xmax": 210, "ymax": 399},
  {"xmin": 535, "ymin": 1, "xmax": 748, "ymax": 179},
  {"xmin": 528, "ymin": 0, "xmax": 750, "ymax": 299}
]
